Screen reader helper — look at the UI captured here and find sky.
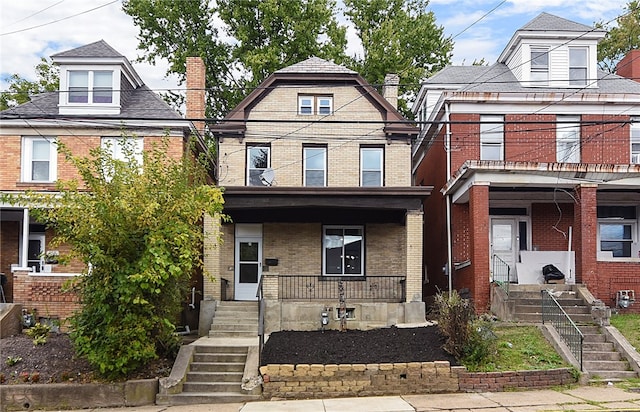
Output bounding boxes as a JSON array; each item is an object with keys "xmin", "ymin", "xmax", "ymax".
[{"xmin": 0, "ymin": 0, "xmax": 630, "ymax": 97}]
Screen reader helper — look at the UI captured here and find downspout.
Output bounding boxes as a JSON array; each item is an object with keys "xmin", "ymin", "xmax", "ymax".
[{"xmin": 445, "ymin": 102, "xmax": 453, "ymax": 297}]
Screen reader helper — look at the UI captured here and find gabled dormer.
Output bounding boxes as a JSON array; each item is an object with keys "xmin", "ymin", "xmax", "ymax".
[
  {"xmin": 52, "ymin": 40, "xmax": 144, "ymax": 115},
  {"xmin": 498, "ymin": 13, "xmax": 606, "ymax": 89}
]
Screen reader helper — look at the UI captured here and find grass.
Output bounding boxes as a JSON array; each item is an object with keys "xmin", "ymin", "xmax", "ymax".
[
  {"xmin": 610, "ymin": 313, "xmax": 640, "ymax": 350},
  {"xmin": 467, "ymin": 324, "xmax": 568, "ymax": 372}
]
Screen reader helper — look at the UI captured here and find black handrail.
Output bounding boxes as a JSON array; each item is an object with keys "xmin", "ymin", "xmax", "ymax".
[
  {"xmin": 541, "ymin": 289, "xmax": 584, "ymax": 371},
  {"xmin": 492, "ymin": 254, "xmax": 511, "ymax": 295},
  {"xmin": 277, "ymin": 275, "xmax": 405, "ymax": 302},
  {"xmin": 256, "ymin": 275, "xmax": 265, "ymax": 367}
]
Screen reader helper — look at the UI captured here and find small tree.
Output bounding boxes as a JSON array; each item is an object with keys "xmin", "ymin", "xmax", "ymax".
[{"xmin": 4, "ymin": 135, "xmax": 225, "ymax": 379}]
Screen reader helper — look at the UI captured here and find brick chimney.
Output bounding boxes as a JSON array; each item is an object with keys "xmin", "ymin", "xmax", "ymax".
[
  {"xmin": 616, "ymin": 50, "xmax": 640, "ymax": 83},
  {"xmin": 382, "ymin": 73, "xmax": 400, "ymax": 109},
  {"xmin": 186, "ymin": 57, "xmax": 206, "ymax": 135}
]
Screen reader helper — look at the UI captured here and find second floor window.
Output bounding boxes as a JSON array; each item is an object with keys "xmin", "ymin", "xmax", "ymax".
[
  {"xmin": 68, "ymin": 70, "xmax": 113, "ymax": 104},
  {"xmin": 480, "ymin": 115, "xmax": 504, "ymax": 161},
  {"xmin": 101, "ymin": 137, "xmax": 143, "ymax": 164},
  {"xmin": 247, "ymin": 145, "xmax": 270, "ymax": 186},
  {"xmin": 298, "ymin": 95, "xmax": 333, "ymax": 115},
  {"xmin": 360, "ymin": 147, "xmax": 383, "ymax": 187},
  {"xmin": 556, "ymin": 116, "xmax": 580, "ymax": 163},
  {"xmin": 530, "ymin": 48, "xmax": 549, "ymax": 86},
  {"xmin": 631, "ymin": 120, "xmax": 640, "ymax": 164},
  {"xmin": 569, "ymin": 48, "xmax": 588, "ymax": 86},
  {"xmin": 303, "ymin": 146, "xmax": 327, "ymax": 187},
  {"xmin": 22, "ymin": 137, "xmax": 57, "ymax": 183}
]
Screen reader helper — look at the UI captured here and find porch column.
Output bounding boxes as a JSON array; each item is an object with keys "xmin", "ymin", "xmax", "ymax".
[
  {"xmin": 469, "ymin": 182, "xmax": 490, "ymax": 312},
  {"xmin": 405, "ymin": 210, "xmax": 424, "ymax": 302},
  {"xmin": 202, "ymin": 213, "xmax": 222, "ymax": 300},
  {"xmin": 573, "ymin": 184, "xmax": 598, "ymax": 294},
  {"xmin": 20, "ymin": 208, "xmax": 29, "ymax": 268}
]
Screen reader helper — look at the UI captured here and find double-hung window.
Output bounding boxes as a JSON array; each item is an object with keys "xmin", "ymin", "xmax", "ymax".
[
  {"xmin": 101, "ymin": 137, "xmax": 143, "ymax": 164},
  {"xmin": 68, "ymin": 70, "xmax": 113, "ymax": 104},
  {"xmin": 556, "ymin": 116, "xmax": 581, "ymax": 163},
  {"xmin": 21, "ymin": 137, "xmax": 57, "ymax": 183},
  {"xmin": 360, "ymin": 147, "xmax": 383, "ymax": 187},
  {"xmin": 303, "ymin": 146, "xmax": 327, "ymax": 186},
  {"xmin": 598, "ymin": 206, "xmax": 637, "ymax": 258},
  {"xmin": 247, "ymin": 145, "xmax": 271, "ymax": 186},
  {"xmin": 631, "ymin": 119, "xmax": 640, "ymax": 164},
  {"xmin": 298, "ymin": 95, "xmax": 333, "ymax": 115},
  {"xmin": 530, "ymin": 48, "xmax": 549, "ymax": 86},
  {"xmin": 569, "ymin": 48, "xmax": 588, "ymax": 86},
  {"xmin": 323, "ymin": 226, "xmax": 364, "ymax": 276},
  {"xmin": 480, "ymin": 115, "xmax": 504, "ymax": 161}
]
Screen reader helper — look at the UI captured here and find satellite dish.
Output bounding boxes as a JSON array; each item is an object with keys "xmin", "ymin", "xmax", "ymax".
[{"xmin": 260, "ymin": 168, "xmax": 275, "ymax": 186}]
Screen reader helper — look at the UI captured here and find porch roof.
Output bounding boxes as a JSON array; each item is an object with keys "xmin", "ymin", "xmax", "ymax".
[
  {"xmin": 443, "ymin": 160, "xmax": 640, "ymax": 203},
  {"xmin": 221, "ymin": 186, "xmax": 431, "ymax": 224}
]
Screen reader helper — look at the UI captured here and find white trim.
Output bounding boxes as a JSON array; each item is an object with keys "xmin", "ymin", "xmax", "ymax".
[
  {"xmin": 21, "ymin": 136, "xmax": 57, "ymax": 183},
  {"xmin": 360, "ymin": 147, "xmax": 384, "ymax": 187},
  {"xmin": 303, "ymin": 146, "xmax": 327, "ymax": 187}
]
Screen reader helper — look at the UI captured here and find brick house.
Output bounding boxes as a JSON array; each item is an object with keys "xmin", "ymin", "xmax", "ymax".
[
  {"xmin": 412, "ymin": 13, "xmax": 640, "ymax": 312},
  {"xmin": 203, "ymin": 57, "xmax": 431, "ymax": 332},
  {"xmin": 0, "ymin": 41, "xmax": 203, "ymax": 326}
]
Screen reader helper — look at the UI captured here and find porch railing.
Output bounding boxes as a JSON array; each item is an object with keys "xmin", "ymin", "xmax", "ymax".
[
  {"xmin": 278, "ymin": 275, "xmax": 405, "ymax": 302},
  {"xmin": 492, "ymin": 254, "xmax": 511, "ymax": 295},
  {"xmin": 257, "ymin": 275, "xmax": 265, "ymax": 367},
  {"xmin": 541, "ymin": 289, "xmax": 584, "ymax": 371}
]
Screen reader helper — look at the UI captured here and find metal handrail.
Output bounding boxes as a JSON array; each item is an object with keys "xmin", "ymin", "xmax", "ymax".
[
  {"xmin": 541, "ymin": 289, "xmax": 584, "ymax": 371},
  {"xmin": 256, "ymin": 275, "xmax": 265, "ymax": 367},
  {"xmin": 277, "ymin": 275, "xmax": 406, "ymax": 302},
  {"xmin": 492, "ymin": 254, "xmax": 511, "ymax": 295}
]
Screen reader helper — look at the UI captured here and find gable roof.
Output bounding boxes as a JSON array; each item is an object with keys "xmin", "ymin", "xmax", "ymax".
[
  {"xmin": 519, "ymin": 12, "xmax": 596, "ymax": 32},
  {"xmin": 211, "ymin": 57, "xmax": 417, "ymax": 139},
  {"xmin": 51, "ymin": 40, "xmax": 123, "ymax": 59}
]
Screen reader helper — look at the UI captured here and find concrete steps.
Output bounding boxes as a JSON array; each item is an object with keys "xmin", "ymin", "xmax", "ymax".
[
  {"xmin": 579, "ymin": 325, "xmax": 638, "ymax": 381},
  {"xmin": 208, "ymin": 301, "xmax": 259, "ymax": 338}
]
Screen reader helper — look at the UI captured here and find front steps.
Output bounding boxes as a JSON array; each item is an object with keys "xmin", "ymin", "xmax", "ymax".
[
  {"xmin": 504, "ymin": 284, "xmax": 593, "ymax": 324},
  {"xmin": 158, "ymin": 301, "xmax": 261, "ymax": 405},
  {"xmin": 579, "ymin": 325, "xmax": 638, "ymax": 381}
]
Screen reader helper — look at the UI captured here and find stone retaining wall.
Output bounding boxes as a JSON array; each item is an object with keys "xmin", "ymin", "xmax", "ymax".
[{"xmin": 260, "ymin": 363, "xmax": 577, "ymax": 399}]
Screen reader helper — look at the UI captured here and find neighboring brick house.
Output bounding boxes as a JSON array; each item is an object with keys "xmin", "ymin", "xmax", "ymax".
[
  {"xmin": 204, "ymin": 57, "xmax": 431, "ymax": 332},
  {"xmin": 412, "ymin": 13, "xmax": 640, "ymax": 312},
  {"xmin": 0, "ymin": 41, "xmax": 203, "ymax": 325}
]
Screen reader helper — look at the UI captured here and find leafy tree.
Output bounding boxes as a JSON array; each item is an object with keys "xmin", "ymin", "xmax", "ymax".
[
  {"xmin": 597, "ymin": 1, "xmax": 640, "ymax": 73},
  {"xmin": 0, "ymin": 58, "xmax": 59, "ymax": 110},
  {"xmin": 344, "ymin": 0, "xmax": 453, "ymax": 117},
  {"xmin": 3, "ymin": 136, "xmax": 226, "ymax": 379}
]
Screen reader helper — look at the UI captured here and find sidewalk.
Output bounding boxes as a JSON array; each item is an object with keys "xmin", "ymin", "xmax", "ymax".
[{"xmin": 42, "ymin": 385, "xmax": 640, "ymax": 412}]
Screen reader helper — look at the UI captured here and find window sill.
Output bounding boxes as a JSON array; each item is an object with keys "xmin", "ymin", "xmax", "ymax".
[
  {"xmin": 16, "ymin": 182, "xmax": 57, "ymax": 188},
  {"xmin": 597, "ymin": 257, "xmax": 640, "ymax": 263}
]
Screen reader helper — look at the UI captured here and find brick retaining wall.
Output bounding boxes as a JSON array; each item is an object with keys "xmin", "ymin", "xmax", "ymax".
[{"xmin": 260, "ymin": 363, "xmax": 576, "ymax": 399}]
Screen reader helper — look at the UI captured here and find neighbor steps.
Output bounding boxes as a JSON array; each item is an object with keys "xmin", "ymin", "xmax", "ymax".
[
  {"xmin": 158, "ymin": 301, "xmax": 261, "ymax": 405},
  {"xmin": 508, "ymin": 284, "xmax": 593, "ymax": 324}
]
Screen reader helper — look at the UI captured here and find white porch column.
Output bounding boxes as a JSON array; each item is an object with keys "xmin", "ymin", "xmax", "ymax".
[{"xmin": 20, "ymin": 208, "xmax": 30, "ymax": 268}]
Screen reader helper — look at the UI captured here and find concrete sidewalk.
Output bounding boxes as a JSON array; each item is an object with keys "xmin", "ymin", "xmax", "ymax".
[{"xmin": 37, "ymin": 385, "xmax": 640, "ymax": 412}]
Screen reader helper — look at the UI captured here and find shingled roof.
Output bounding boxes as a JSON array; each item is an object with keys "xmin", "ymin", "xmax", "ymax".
[
  {"xmin": 51, "ymin": 40, "xmax": 123, "ymax": 59},
  {"xmin": 276, "ymin": 57, "xmax": 357, "ymax": 74},
  {"xmin": 519, "ymin": 12, "xmax": 601, "ymax": 33}
]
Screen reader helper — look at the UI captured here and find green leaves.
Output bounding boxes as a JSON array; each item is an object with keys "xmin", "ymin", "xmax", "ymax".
[{"xmin": 597, "ymin": 1, "xmax": 640, "ymax": 73}]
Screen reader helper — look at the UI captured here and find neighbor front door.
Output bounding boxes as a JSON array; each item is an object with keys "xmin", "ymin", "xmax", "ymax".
[
  {"xmin": 490, "ymin": 218, "xmax": 518, "ymax": 282},
  {"xmin": 234, "ymin": 224, "xmax": 262, "ymax": 301}
]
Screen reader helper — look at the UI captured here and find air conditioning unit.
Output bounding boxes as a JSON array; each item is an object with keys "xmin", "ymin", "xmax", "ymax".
[{"xmin": 632, "ymin": 153, "xmax": 640, "ymax": 164}]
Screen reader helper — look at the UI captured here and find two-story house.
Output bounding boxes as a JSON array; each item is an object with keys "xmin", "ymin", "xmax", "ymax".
[
  {"xmin": 203, "ymin": 57, "xmax": 431, "ymax": 332},
  {"xmin": 412, "ymin": 13, "xmax": 640, "ymax": 312},
  {"xmin": 0, "ymin": 41, "xmax": 202, "ymax": 327}
]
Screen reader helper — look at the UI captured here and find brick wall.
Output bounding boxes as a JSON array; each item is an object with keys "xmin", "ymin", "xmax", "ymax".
[
  {"xmin": 260, "ymin": 363, "xmax": 576, "ymax": 399},
  {"xmin": 469, "ymin": 184, "xmax": 490, "ymax": 312},
  {"xmin": 531, "ymin": 203, "xmax": 574, "ymax": 251}
]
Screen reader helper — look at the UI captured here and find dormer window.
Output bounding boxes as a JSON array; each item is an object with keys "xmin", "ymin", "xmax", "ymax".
[
  {"xmin": 569, "ymin": 48, "xmax": 588, "ymax": 86},
  {"xmin": 298, "ymin": 95, "xmax": 333, "ymax": 115},
  {"xmin": 530, "ymin": 48, "xmax": 549, "ymax": 86},
  {"xmin": 67, "ymin": 70, "xmax": 113, "ymax": 104}
]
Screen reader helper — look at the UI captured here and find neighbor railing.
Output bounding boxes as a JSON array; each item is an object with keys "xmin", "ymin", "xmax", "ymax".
[
  {"xmin": 541, "ymin": 289, "xmax": 584, "ymax": 371},
  {"xmin": 278, "ymin": 275, "xmax": 405, "ymax": 302},
  {"xmin": 257, "ymin": 275, "xmax": 265, "ymax": 366},
  {"xmin": 492, "ymin": 254, "xmax": 511, "ymax": 295}
]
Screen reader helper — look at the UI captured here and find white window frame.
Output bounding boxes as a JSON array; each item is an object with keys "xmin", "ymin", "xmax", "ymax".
[
  {"xmin": 530, "ymin": 47, "xmax": 549, "ymax": 86},
  {"xmin": 597, "ymin": 206, "xmax": 637, "ymax": 259},
  {"xmin": 247, "ymin": 145, "xmax": 271, "ymax": 186},
  {"xmin": 360, "ymin": 147, "xmax": 383, "ymax": 187},
  {"xmin": 298, "ymin": 95, "xmax": 333, "ymax": 115},
  {"xmin": 556, "ymin": 116, "xmax": 581, "ymax": 163},
  {"xmin": 303, "ymin": 146, "xmax": 327, "ymax": 187},
  {"xmin": 67, "ymin": 70, "xmax": 114, "ymax": 105},
  {"xmin": 101, "ymin": 137, "xmax": 143, "ymax": 164},
  {"xmin": 480, "ymin": 115, "xmax": 504, "ymax": 161},
  {"xmin": 631, "ymin": 119, "xmax": 640, "ymax": 164},
  {"xmin": 323, "ymin": 225, "xmax": 364, "ymax": 276},
  {"xmin": 569, "ymin": 47, "xmax": 588, "ymax": 86},
  {"xmin": 21, "ymin": 136, "xmax": 57, "ymax": 183}
]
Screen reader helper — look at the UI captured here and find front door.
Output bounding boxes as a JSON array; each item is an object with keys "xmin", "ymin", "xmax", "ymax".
[
  {"xmin": 490, "ymin": 219, "xmax": 517, "ymax": 282},
  {"xmin": 27, "ymin": 234, "xmax": 45, "ymax": 272},
  {"xmin": 234, "ymin": 224, "xmax": 262, "ymax": 301}
]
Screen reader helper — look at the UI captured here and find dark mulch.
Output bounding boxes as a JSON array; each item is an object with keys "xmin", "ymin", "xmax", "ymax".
[
  {"xmin": 261, "ymin": 325, "xmax": 459, "ymax": 366},
  {"xmin": 0, "ymin": 333, "xmax": 173, "ymax": 384}
]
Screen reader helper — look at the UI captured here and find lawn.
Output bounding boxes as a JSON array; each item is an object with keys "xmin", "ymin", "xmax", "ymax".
[{"xmin": 611, "ymin": 313, "xmax": 640, "ymax": 349}]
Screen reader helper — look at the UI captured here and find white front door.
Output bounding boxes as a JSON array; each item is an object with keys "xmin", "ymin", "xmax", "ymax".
[
  {"xmin": 490, "ymin": 219, "xmax": 517, "ymax": 282},
  {"xmin": 234, "ymin": 224, "xmax": 262, "ymax": 301}
]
